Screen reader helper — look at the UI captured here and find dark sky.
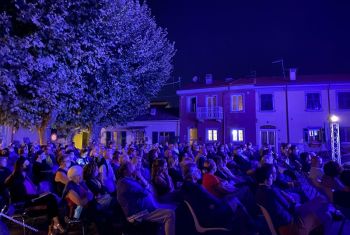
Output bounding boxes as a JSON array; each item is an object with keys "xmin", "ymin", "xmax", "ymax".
[{"xmin": 147, "ymin": 0, "xmax": 350, "ymax": 104}]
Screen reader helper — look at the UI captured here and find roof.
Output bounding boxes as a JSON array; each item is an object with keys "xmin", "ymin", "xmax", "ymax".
[
  {"xmin": 178, "ymin": 74, "xmax": 350, "ymax": 91},
  {"xmin": 134, "ymin": 108, "xmax": 179, "ymax": 121}
]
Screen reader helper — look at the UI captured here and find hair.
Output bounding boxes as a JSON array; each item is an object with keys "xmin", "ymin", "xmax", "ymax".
[
  {"xmin": 168, "ymin": 154, "xmax": 179, "ymax": 168},
  {"xmin": 83, "ymin": 161, "xmax": 98, "ymax": 180},
  {"xmin": 67, "ymin": 165, "xmax": 83, "ymax": 180},
  {"xmin": 203, "ymin": 159, "xmax": 216, "ymax": 173},
  {"xmin": 213, "ymin": 156, "xmax": 223, "ymax": 166},
  {"xmin": 255, "ymin": 164, "xmax": 274, "ymax": 184},
  {"xmin": 340, "ymin": 170, "xmax": 350, "ymax": 187},
  {"xmin": 323, "ymin": 160, "xmax": 341, "ymax": 177},
  {"xmin": 118, "ymin": 162, "xmax": 132, "ymax": 178},
  {"xmin": 151, "ymin": 158, "xmax": 167, "ymax": 180},
  {"xmin": 57, "ymin": 154, "xmax": 70, "ymax": 165},
  {"xmin": 182, "ymin": 162, "xmax": 198, "ymax": 180}
]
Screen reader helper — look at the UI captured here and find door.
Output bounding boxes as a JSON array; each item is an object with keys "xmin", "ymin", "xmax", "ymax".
[
  {"xmin": 188, "ymin": 128, "xmax": 198, "ymax": 144},
  {"xmin": 260, "ymin": 130, "xmax": 277, "ymax": 152},
  {"xmin": 206, "ymin": 96, "xmax": 217, "ymax": 118}
]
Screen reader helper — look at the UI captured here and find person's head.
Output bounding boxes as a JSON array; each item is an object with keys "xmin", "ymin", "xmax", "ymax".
[
  {"xmin": 255, "ymin": 164, "xmax": 275, "ymax": 186},
  {"xmin": 168, "ymin": 155, "xmax": 179, "ymax": 168},
  {"xmin": 280, "ymin": 143, "xmax": 289, "ymax": 156},
  {"xmin": 152, "ymin": 158, "xmax": 168, "ymax": 179},
  {"xmin": 323, "ymin": 160, "xmax": 342, "ymax": 178},
  {"xmin": 261, "ymin": 154, "xmax": 274, "ymax": 165},
  {"xmin": 311, "ymin": 155, "xmax": 323, "ymax": 168},
  {"xmin": 118, "ymin": 161, "xmax": 135, "ymax": 178},
  {"xmin": 104, "ymin": 148, "xmax": 114, "ymax": 161},
  {"xmin": 131, "ymin": 156, "xmax": 142, "ymax": 170},
  {"xmin": 290, "ymin": 145, "xmax": 299, "ymax": 155},
  {"xmin": 83, "ymin": 161, "xmax": 99, "ymax": 180},
  {"xmin": 203, "ymin": 159, "xmax": 217, "ymax": 174},
  {"xmin": 35, "ymin": 150, "xmax": 46, "ymax": 162},
  {"xmin": 58, "ymin": 154, "xmax": 71, "ymax": 169},
  {"xmin": 182, "ymin": 162, "xmax": 201, "ymax": 183},
  {"xmin": 219, "ymin": 144, "xmax": 225, "ymax": 153},
  {"xmin": 67, "ymin": 165, "xmax": 84, "ymax": 184},
  {"xmin": 119, "ymin": 154, "xmax": 130, "ymax": 164},
  {"xmin": 0, "ymin": 157, "xmax": 7, "ymax": 167},
  {"xmin": 340, "ymin": 170, "xmax": 350, "ymax": 188}
]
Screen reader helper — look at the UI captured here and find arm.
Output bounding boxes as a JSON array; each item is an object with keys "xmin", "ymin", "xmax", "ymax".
[
  {"xmin": 55, "ymin": 171, "xmax": 69, "ymax": 185},
  {"xmin": 67, "ymin": 190, "xmax": 89, "ymax": 207}
]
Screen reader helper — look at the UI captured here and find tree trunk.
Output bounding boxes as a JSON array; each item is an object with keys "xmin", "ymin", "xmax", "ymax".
[
  {"xmin": 88, "ymin": 123, "xmax": 101, "ymax": 145},
  {"xmin": 37, "ymin": 114, "xmax": 51, "ymax": 145}
]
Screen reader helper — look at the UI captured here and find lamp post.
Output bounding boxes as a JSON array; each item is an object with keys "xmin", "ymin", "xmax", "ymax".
[{"xmin": 329, "ymin": 115, "xmax": 341, "ymax": 164}]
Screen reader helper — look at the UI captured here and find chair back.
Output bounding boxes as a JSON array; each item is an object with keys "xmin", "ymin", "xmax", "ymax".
[
  {"xmin": 184, "ymin": 200, "xmax": 230, "ymax": 233},
  {"xmin": 258, "ymin": 204, "xmax": 278, "ymax": 235}
]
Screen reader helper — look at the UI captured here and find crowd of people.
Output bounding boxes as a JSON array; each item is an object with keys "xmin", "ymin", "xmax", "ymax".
[{"xmin": 0, "ymin": 140, "xmax": 349, "ymax": 235}]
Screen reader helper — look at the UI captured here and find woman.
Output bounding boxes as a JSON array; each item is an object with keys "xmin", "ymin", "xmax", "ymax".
[
  {"xmin": 5, "ymin": 158, "xmax": 64, "ymax": 234},
  {"xmin": 151, "ymin": 158, "xmax": 174, "ymax": 197},
  {"xmin": 167, "ymin": 155, "xmax": 183, "ymax": 189},
  {"xmin": 54, "ymin": 154, "xmax": 71, "ymax": 197}
]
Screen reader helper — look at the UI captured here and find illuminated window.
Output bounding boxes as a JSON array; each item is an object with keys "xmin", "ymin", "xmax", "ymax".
[
  {"xmin": 207, "ymin": 129, "xmax": 218, "ymax": 141},
  {"xmin": 231, "ymin": 94, "xmax": 244, "ymax": 111},
  {"xmin": 303, "ymin": 128, "xmax": 324, "ymax": 145},
  {"xmin": 232, "ymin": 129, "xmax": 244, "ymax": 142}
]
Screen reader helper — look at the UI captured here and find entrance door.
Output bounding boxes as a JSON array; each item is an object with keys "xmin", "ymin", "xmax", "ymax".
[
  {"xmin": 188, "ymin": 128, "xmax": 198, "ymax": 144},
  {"xmin": 260, "ymin": 130, "xmax": 277, "ymax": 151}
]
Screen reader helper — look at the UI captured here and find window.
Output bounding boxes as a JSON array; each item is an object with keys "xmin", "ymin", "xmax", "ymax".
[
  {"xmin": 306, "ymin": 93, "xmax": 321, "ymax": 110},
  {"xmin": 232, "ymin": 129, "xmax": 244, "ymax": 142},
  {"xmin": 260, "ymin": 94, "xmax": 273, "ymax": 111},
  {"xmin": 303, "ymin": 128, "xmax": 324, "ymax": 145},
  {"xmin": 338, "ymin": 92, "xmax": 350, "ymax": 110},
  {"xmin": 188, "ymin": 97, "xmax": 197, "ymax": 112},
  {"xmin": 340, "ymin": 127, "xmax": 350, "ymax": 143},
  {"xmin": 207, "ymin": 95, "xmax": 217, "ymax": 108},
  {"xmin": 207, "ymin": 129, "xmax": 218, "ymax": 141},
  {"xmin": 159, "ymin": 132, "xmax": 175, "ymax": 144},
  {"xmin": 231, "ymin": 94, "xmax": 244, "ymax": 111}
]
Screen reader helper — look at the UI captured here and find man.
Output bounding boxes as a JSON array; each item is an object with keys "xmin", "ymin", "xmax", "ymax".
[{"xmin": 117, "ymin": 162, "xmax": 175, "ymax": 235}]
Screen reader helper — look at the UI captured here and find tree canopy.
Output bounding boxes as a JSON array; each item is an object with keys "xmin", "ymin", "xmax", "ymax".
[{"xmin": 0, "ymin": 0, "xmax": 175, "ymax": 143}]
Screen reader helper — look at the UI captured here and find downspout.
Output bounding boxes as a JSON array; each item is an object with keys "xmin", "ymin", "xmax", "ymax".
[
  {"xmin": 222, "ymin": 85, "xmax": 228, "ymax": 144},
  {"xmin": 285, "ymin": 84, "xmax": 290, "ymax": 143}
]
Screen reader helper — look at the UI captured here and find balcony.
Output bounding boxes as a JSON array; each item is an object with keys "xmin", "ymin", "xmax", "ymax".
[{"xmin": 196, "ymin": 106, "xmax": 223, "ymax": 121}]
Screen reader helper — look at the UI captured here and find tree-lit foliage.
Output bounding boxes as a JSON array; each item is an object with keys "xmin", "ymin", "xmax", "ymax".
[{"xmin": 0, "ymin": 0, "xmax": 175, "ymax": 143}]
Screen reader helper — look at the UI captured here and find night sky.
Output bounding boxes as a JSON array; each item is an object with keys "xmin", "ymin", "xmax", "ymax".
[{"xmin": 147, "ymin": 0, "xmax": 350, "ymax": 104}]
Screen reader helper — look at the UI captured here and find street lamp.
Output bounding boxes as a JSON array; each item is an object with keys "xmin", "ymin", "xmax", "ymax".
[{"xmin": 329, "ymin": 115, "xmax": 341, "ymax": 164}]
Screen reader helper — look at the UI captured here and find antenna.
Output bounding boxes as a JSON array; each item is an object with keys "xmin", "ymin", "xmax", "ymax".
[{"xmin": 272, "ymin": 59, "xmax": 286, "ymax": 79}]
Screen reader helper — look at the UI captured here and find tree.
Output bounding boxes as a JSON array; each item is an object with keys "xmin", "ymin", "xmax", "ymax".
[
  {"xmin": 0, "ymin": 0, "xmax": 175, "ymax": 144},
  {"xmin": 55, "ymin": 0, "xmax": 175, "ymax": 142},
  {"xmin": 0, "ymin": 0, "xmax": 84, "ymax": 144}
]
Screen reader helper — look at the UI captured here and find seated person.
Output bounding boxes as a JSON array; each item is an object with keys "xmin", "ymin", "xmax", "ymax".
[
  {"xmin": 178, "ymin": 162, "xmax": 234, "ymax": 228},
  {"xmin": 202, "ymin": 159, "xmax": 237, "ymax": 199},
  {"xmin": 167, "ymin": 155, "xmax": 183, "ymax": 189},
  {"xmin": 151, "ymin": 158, "xmax": 174, "ymax": 197},
  {"xmin": 117, "ymin": 161, "xmax": 175, "ymax": 235},
  {"xmin": 309, "ymin": 155, "xmax": 324, "ymax": 182},
  {"xmin": 54, "ymin": 154, "xmax": 71, "ymax": 197},
  {"xmin": 83, "ymin": 162, "xmax": 113, "ymax": 209},
  {"xmin": 5, "ymin": 158, "xmax": 63, "ymax": 233},
  {"xmin": 99, "ymin": 149, "xmax": 117, "ymax": 195},
  {"xmin": 255, "ymin": 164, "xmax": 331, "ymax": 235}
]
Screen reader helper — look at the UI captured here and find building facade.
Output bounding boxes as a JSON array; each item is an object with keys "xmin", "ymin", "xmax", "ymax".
[{"xmin": 177, "ymin": 73, "xmax": 350, "ymax": 154}]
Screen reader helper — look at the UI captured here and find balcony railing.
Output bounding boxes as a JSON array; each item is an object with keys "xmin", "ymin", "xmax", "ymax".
[{"xmin": 196, "ymin": 106, "xmax": 223, "ymax": 120}]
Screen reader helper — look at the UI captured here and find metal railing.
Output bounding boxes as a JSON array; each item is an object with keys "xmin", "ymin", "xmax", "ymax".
[{"xmin": 196, "ymin": 106, "xmax": 223, "ymax": 120}]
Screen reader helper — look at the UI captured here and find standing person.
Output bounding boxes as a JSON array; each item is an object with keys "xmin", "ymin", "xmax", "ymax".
[
  {"xmin": 117, "ymin": 162, "xmax": 175, "ymax": 235},
  {"xmin": 0, "ymin": 156, "xmax": 11, "ymax": 201},
  {"xmin": 54, "ymin": 155, "xmax": 71, "ymax": 197}
]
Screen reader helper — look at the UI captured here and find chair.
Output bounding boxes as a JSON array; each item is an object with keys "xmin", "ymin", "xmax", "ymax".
[
  {"xmin": 184, "ymin": 200, "xmax": 230, "ymax": 234},
  {"xmin": 257, "ymin": 204, "xmax": 278, "ymax": 235},
  {"xmin": 63, "ymin": 199, "xmax": 85, "ymax": 235}
]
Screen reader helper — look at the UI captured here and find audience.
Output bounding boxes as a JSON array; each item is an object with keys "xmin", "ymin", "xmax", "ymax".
[{"xmin": 0, "ymin": 139, "xmax": 348, "ymax": 235}]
